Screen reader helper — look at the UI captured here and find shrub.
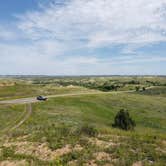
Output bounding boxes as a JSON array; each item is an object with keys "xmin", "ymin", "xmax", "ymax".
[
  {"xmin": 99, "ymin": 82, "xmax": 118, "ymax": 91},
  {"xmin": 112, "ymin": 109, "xmax": 136, "ymax": 130},
  {"xmin": 135, "ymin": 86, "xmax": 140, "ymax": 91},
  {"xmin": 142, "ymin": 87, "xmax": 146, "ymax": 91},
  {"xmin": 77, "ymin": 124, "xmax": 98, "ymax": 137},
  {"xmin": 128, "ymin": 80, "xmax": 140, "ymax": 84}
]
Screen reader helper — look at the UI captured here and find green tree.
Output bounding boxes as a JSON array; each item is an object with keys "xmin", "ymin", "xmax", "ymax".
[
  {"xmin": 112, "ymin": 109, "xmax": 136, "ymax": 130},
  {"xmin": 135, "ymin": 86, "xmax": 140, "ymax": 91},
  {"xmin": 142, "ymin": 87, "xmax": 146, "ymax": 91}
]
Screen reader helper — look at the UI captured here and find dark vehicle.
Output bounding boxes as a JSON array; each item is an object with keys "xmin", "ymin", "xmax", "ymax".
[{"xmin": 36, "ymin": 96, "xmax": 47, "ymax": 101}]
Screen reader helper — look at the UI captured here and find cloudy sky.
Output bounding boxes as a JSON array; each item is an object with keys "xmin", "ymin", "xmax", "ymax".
[{"xmin": 0, "ymin": 0, "xmax": 166, "ymax": 75}]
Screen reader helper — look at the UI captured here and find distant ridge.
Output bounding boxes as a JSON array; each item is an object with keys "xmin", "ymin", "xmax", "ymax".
[{"xmin": 0, "ymin": 75, "xmax": 166, "ymax": 78}]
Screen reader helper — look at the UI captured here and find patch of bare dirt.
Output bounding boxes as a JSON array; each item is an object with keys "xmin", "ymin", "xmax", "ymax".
[
  {"xmin": 162, "ymin": 140, "xmax": 166, "ymax": 146},
  {"xmin": 84, "ymin": 160, "xmax": 97, "ymax": 166},
  {"xmin": 89, "ymin": 138, "xmax": 119, "ymax": 148},
  {"xmin": 99, "ymin": 134, "xmax": 128, "ymax": 142},
  {"xmin": 67, "ymin": 85, "xmax": 75, "ymax": 88},
  {"xmin": 84, "ymin": 152, "xmax": 112, "ymax": 166},
  {"xmin": 68, "ymin": 160, "xmax": 78, "ymax": 166},
  {"xmin": 15, "ymin": 135, "xmax": 29, "ymax": 141},
  {"xmin": 94, "ymin": 152, "xmax": 111, "ymax": 161},
  {"xmin": 0, "ymin": 148, "xmax": 2, "ymax": 157},
  {"xmin": 156, "ymin": 140, "xmax": 166, "ymax": 154},
  {"xmin": 0, "ymin": 82, "xmax": 15, "ymax": 87},
  {"xmin": 156, "ymin": 147, "xmax": 166, "ymax": 154},
  {"xmin": 103, "ymin": 164, "xmax": 114, "ymax": 166},
  {"xmin": 53, "ymin": 144, "xmax": 72, "ymax": 158},
  {"xmin": 0, "ymin": 160, "xmax": 28, "ymax": 166},
  {"xmin": 73, "ymin": 144, "xmax": 83, "ymax": 151},
  {"xmin": 3, "ymin": 141, "xmax": 83, "ymax": 161},
  {"xmin": 132, "ymin": 161, "xmax": 143, "ymax": 166}
]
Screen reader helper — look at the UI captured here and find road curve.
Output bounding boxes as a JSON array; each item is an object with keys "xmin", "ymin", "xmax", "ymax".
[{"xmin": 0, "ymin": 90, "xmax": 135, "ymax": 105}]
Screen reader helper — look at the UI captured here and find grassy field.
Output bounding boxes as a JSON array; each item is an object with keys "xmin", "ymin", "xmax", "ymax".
[
  {"xmin": 137, "ymin": 86, "xmax": 166, "ymax": 97},
  {"xmin": 0, "ymin": 104, "xmax": 25, "ymax": 134},
  {"xmin": 0, "ymin": 82, "xmax": 96, "ymax": 101},
  {"xmin": 0, "ymin": 76, "xmax": 166, "ymax": 166}
]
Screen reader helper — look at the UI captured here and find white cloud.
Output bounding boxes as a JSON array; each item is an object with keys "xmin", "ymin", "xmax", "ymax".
[
  {"xmin": 18, "ymin": 0, "xmax": 166, "ymax": 47},
  {"xmin": 0, "ymin": 41, "xmax": 165, "ymax": 75},
  {"xmin": 0, "ymin": 26, "xmax": 18, "ymax": 40},
  {"xmin": 0, "ymin": 0, "xmax": 166, "ymax": 75},
  {"xmin": 0, "ymin": 42, "xmax": 98, "ymax": 75}
]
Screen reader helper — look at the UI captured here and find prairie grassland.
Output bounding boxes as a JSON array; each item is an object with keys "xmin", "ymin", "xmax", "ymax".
[
  {"xmin": 0, "ymin": 93, "xmax": 165, "ymax": 165},
  {"xmin": 0, "ymin": 83, "xmax": 95, "ymax": 101},
  {"xmin": 0, "ymin": 76, "xmax": 166, "ymax": 100},
  {"xmin": 0, "ymin": 77, "xmax": 166, "ymax": 166},
  {"xmin": 137, "ymin": 86, "xmax": 166, "ymax": 97}
]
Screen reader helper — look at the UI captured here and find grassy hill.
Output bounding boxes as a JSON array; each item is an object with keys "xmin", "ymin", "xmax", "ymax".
[
  {"xmin": 0, "ymin": 91, "xmax": 166, "ymax": 165},
  {"xmin": 0, "ymin": 83, "xmax": 96, "ymax": 101},
  {"xmin": 137, "ymin": 86, "xmax": 166, "ymax": 97}
]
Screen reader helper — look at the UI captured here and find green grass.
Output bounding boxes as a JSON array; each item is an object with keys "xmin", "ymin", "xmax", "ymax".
[
  {"xmin": 0, "ymin": 77, "xmax": 166, "ymax": 165},
  {"xmin": 22, "ymin": 93, "xmax": 166, "ymax": 133},
  {"xmin": 137, "ymin": 86, "xmax": 166, "ymax": 97},
  {"xmin": 0, "ymin": 92, "xmax": 165, "ymax": 165},
  {"xmin": 0, "ymin": 84, "xmax": 94, "ymax": 101},
  {"xmin": 0, "ymin": 104, "xmax": 25, "ymax": 134},
  {"xmin": 1, "ymin": 76, "xmax": 166, "ymax": 100}
]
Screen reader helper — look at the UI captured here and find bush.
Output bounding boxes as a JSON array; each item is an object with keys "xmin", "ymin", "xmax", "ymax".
[
  {"xmin": 135, "ymin": 86, "xmax": 140, "ymax": 91},
  {"xmin": 142, "ymin": 87, "xmax": 146, "ymax": 91},
  {"xmin": 77, "ymin": 124, "xmax": 98, "ymax": 137},
  {"xmin": 112, "ymin": 109, "xmax": 136, "ymax": 130},
  {"xmin": 99, "ymin": 82, "xmax": 118, "ymax": 91}
]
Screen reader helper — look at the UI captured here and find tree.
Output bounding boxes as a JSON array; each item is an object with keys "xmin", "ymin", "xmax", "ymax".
[
  {"xmin": 112, "ymin": 109, "xmax": 136, "ymax": 130},
  {"xmin": 142, "ymin": 87, "xmax": 146, "ymax": 91},
  {"xmin": 135, "ymin": 86, "xmax": 140, "ymax": 91}
]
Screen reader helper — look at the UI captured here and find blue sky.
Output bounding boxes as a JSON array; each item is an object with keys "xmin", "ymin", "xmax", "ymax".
[
  {"xmin": 0, "ymin": 0, "xmax": 166, "ymax": 75},
  {"xmin": 0, "ymin": 0, "xmax": 39, "ymax": 21}
]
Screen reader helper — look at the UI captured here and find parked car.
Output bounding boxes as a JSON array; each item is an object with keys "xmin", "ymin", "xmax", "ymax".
[{"xmin": 36, "ymin": 96, "xmax": 47, "ymax": 101}]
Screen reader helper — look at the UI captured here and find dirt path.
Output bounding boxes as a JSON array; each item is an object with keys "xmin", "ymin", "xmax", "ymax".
[
  {"xmin": 0, "ymin": 104, "xmax": 32, "ymax": 134},
  {"xmin": 0, "ymin": 90, "xmax": 135, "ymax": 105},
  {"xmin": 10, "ymin": 104, "xmax": 32, "ymax": 131},
  {"xmin": 0, "ymin": 86, "xmax": 154, "ymax": 105}
]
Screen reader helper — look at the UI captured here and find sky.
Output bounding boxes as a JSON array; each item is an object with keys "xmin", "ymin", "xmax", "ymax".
[{"xmin": 0, "ymin": 0, "xmax": 166, "ymax": 75}]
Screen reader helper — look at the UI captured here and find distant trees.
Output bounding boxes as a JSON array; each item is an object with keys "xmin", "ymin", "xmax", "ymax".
[
  {"xmin": 135, "ymin": 86, "xmax": 146, "ymax": 92},
  {"xmin": 127, "ymin": 80, "xmax": 140, "ymax": 85},
  {"xmin": 99, "ymin": 84, "xmax": 118, "ymax": 91},
  {"xmin": 142, "ymin": 87, "xmax": 146, "ymax": 91},
  {"xmin": 112, "ymin": 109, "xmax": 136, "ymax": 130},
  {"xmin": 135, "ymin": 86, "xmax": 140, "ymax": 91},
  {"xmin": 145, "ymin": 80, "xmax": 162, "ymax": 86}
]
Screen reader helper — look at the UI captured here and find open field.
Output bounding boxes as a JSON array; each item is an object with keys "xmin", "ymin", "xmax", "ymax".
[
  {"xmin": 0, "ymin": 78, "xmax": 97, "ymax": 101},
  {"xmin": 137, "ymin": 86, "xmax": 166, "ymax": 97},
  {"xmin": 0, "ymin": 76, "xmax": 166, "ymax": 166},
  {"xmin": 1, "ymin": 76, "xmax": 166, "ymax": 100}
]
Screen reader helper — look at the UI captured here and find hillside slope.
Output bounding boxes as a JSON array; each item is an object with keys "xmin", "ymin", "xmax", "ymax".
[{"xmin": 0, "ymin": 92, "xmax": 166, "ymax": 165}]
